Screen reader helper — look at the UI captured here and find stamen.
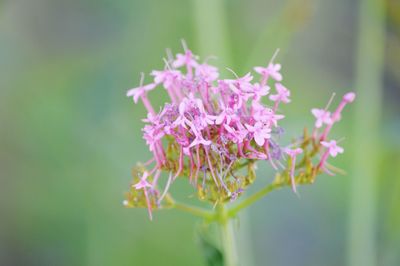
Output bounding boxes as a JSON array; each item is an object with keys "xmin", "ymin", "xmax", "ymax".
[
  {"xmin": 166, "ymin": 48, "xmax": 174, "ymax": 63},
  {"xmin": 173, "ymin": 146, "xmax": 184, "ymax": 180},
  {"xmin": 195, "ymin": 145, "xmax": 201, "ymax": 186},
  {"xmin": 158, "ymin": 172, "xmax": 173, "ymax": 204},
  {"xmin": 226, "ymin": 67, "xmax": 239, "ymax": 79},
  {"xmin": 181, "ymin": 39, "xmax": 188, "ymax": 52},
  {"xmin": 264, "ymin": 141, "xmax": 278, "ymax": 170},
  {"xmin": 143, "ymin": 188, "xmax": 153, "ymax": 220},
  {"xmin": 163, "ymin": 58, "xmax": 172, "ymax": 70},
  {"xmin": 324, "ymin": 93, "xmax": 336, "ymax": 111},
  {"xmin": 139, "ymin": 72, "xmax": 145, "ymax": 87},
  {"xmin": 204, "ymin": 146, "xmax": 220, "ymax": 188},
  {"xmin": 289, "ymin": 156, "xmax": 297, "ymax": 193},
  {"xmin": 269, "ymin": 48, "xmax": 280, "ymax": 64}
]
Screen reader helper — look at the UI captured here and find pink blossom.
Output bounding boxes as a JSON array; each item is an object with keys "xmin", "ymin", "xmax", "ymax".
[
  {"xmin": 252, "ymin": 102, "xmax": 284, "ymax": 127},
  {"xmin": 245, "ymin": 122, "xmax": 272, "ymax": 146},
  {"xmin": 195, "ymin": 63, "xmax": 219, "ymax": 82},
  {"xmin": 214, "ymin": 101, "xmax": 237, "ymax": 125},
  {"xmin": 251, "ymin": 83, "xmax": 270, "ymax": 101},
  {"xmin": 125, "ymin": 43, "xmax": 355, "ymax": 213},
  {"xmin": 269, "ymin": 83, "xmax": 291, "ymax": 104},
  {"xmin": 254, "ymin": 63, "xmax": 283, "ymax": 83},
  {"xmin": 173, "ymin": 50, "xmax": 198, "ymax": 68},
  {"xmin": 321, "ymin": 140, "xmax": 344, "ymax": 157},
  {"xmin": 127, "ymin": 83, "xmax": 156, "ymax": 103},
  {"xmin": 151, "ymin": 69, "xmax": 182, "ymax": 88},
  {"xmin": 320, "ymin": 92, "xmax": 356, "ymax": 141},
  {"xmin": 224, "ymin": 123, "xmax": 248, "ymax": 143},
  {"xmin": 189, "ymin": 133, "xmax": 212, "ymax": 148},
  {"xmin": 226, "ymin": 72, "xmax": 254, "ymax": 94},
  {"xmin": 133, "ymin": 171, "xmax": 152, "ymax": 190},
  {"xmin": 343, "ymin": 92, "xmax": 356, "ymax": 103},
  {"xmin": 284, "ymin": 147, "xmax": 303, "ymax": 158},
  {"xmin": 311, "ymin": 108, "xmax": 333, "ymax": 128}
]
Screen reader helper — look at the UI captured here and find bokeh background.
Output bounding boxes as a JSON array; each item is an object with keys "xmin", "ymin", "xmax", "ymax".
[{"xmin": 1, "ymin": 0, "xmax": 399, "ymax": 265}]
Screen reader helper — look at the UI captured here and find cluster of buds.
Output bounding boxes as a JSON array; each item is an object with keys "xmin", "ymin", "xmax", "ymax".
[{"xmin": 124, "ymin": 42, "xmax": 355, "ymax": 220}]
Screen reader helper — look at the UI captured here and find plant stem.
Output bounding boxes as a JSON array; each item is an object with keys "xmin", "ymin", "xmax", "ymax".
[
  {"xmin": 228, "ymin": 182, "xmax": 283, "ymax": 218},
  {"xmin": 172, "ymin": 201, "xmax": 215, "ymax": 220},
  {"xmin": 216, "ymin": 204, "xmax": 238, "ymax": 266}
]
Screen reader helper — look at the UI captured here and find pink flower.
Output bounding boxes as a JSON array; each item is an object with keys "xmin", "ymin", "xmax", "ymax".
[
  {"xmin": 133, "ymin": 171, "xmax": 152, "ymax": 190},
  {"xmin": 151, "ymin": 70, "xmax": 182, "ymax": 88},
  {"xmin": 125, "ymin": 42, "xmax": 356, "ymax": 215},
  {"xmin": 245, "ymin": 122, "xmax": 272, "ymax": 146},
  {"xmin": 321, "ymin": 140, "xmax": 344, "ymax": 157},
  {"xmin": 176, "ymin": 95, "xmax": 215, "ymax": 130},
  {"xmin": 127, "ymin": 83, "xmax": 156, "ymax": 103},
  {"xmin": 269, "ymin": 83, "xmax": 291, "ymax": 104},
  {"xmin": 226, "ymin": 72, "xmax": 254, "ymax": 93},
  {"xmin": 214, "ymin": 101, "xmax": 237, "ymax": 125},
  {"xmin": 311, "ymin": 108, "xmax": 333, "ymax": 128},
  {"xmin": 195, "ymin": 63, "xmax": 219, "ymax": 82},
  {"xmin": 343, "ymin": 92, "xmax": 356, "ymax": 103},
  {"xmin": 252, "ymin": 102, "xmax": 284, "ymax": 127},
  {"xmin": 320, "ymin": 92, "xmax": 356, "ymax": 141},
  {"xmin": 254, "ymin": 63, "xmax": 282, "ymax": 82},
  {"xmin": 284, "ymin": 147, "xmax": 303, "ymax": 157},
  {"xmin": 189, "ymin": 128, "xmax": 212, "ymax": 148},
  {"xmin": 251, "ymin": 83, "xmax": 270, "ymax": 101},
  {"xmin": 224, "ymin": 123, "xmax": 248, "ymax": 143},
  {"xmin": 189, "ymin": 134, "xmax": 212, "ymax": 148},
  {"xmin": 173, "ymin": 50, "xmax": 198, "ymax": 68}
]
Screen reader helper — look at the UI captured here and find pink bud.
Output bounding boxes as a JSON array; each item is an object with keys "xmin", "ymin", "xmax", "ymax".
[{"xmin": 343, "ymin": 92, "xmax": 356, "ymax": 103}]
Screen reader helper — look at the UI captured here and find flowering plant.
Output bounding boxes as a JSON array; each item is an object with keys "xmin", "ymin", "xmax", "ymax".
[{"xmin": 124, "ymin": 42, "xmax": 355, "ymax": 266}]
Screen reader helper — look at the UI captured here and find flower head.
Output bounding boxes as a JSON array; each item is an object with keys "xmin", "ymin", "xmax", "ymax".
[
  {"xmin": 124, "ymin": 42, "xmax": 355, "ymax": 219},
  {"xmin": 254, "ymin": 63, "xmax": 282, "ymax": 82},
  {"xmin": 269, "ymin": 83, "xmax": 291, "ymax": 104},
  {"xmin": 127, "ymin": 83, "xmax": 156, "ymax": 103},
  {"xmin": 311, "ymin": 108, "xmax": 333, "ymax": 128},
  {"xmin": 133, "ymin": 171, "xmax": 152, "ymax": 190},
  {"xmin": 246, "ymin": 122, "xmax": 271, "ymax": 146},
  {"xmin": 321, "ymin": 140, "xmax": 344, "ymax": 157}
]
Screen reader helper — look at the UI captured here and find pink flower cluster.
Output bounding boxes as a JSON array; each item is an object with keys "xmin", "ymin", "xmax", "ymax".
[{"xmin": 125, "ymin": 43, "xmax": 355, "ymax": 219}]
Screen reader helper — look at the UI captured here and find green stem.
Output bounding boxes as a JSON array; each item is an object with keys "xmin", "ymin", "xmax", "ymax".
[
  {"xmin": 228, "ymin": 182, "xmax": 283, "ymax": 218},
  {"xmin": 347, "ymin": 0, "xmax": 385, "ymax": 265},
  {"xmin": 216, "ymin": 204, "xmax": 238, "ymax": 266},
  {"xmin": 172, "ymin": 201, "xmax": 215, "ymax": 220}
]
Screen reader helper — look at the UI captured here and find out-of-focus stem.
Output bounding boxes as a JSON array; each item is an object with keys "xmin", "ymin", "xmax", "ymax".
[
  {"xmin": 173, "ymin": 201, "xmax": 215, "ymax": 220},
  {"xmin": 193, "ymin": 0, "xmax": 231, "ymax": 68},
  {"xmin": 347, "ymin": 0, "xmax": 385, "ymax": 265},
  {"xmin": 216, "ymin": 204, "xmax": 238, "ymax": 266}
]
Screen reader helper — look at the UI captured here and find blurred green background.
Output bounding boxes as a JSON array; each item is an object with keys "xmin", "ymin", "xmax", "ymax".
[{"xmin": 1, "ymin": 0, "xmax": 399, "ymax": 265}]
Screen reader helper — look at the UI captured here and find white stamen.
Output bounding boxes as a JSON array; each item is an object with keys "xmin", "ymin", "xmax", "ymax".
[
  {"xmin": 226, "ymin": 67, "xmax": 239, "ymax": 79},
  {"xmin": 324, "ymin": 93, "xmax": 336, "ymax": 110},
  {"xmin": 181, "ymin": 39, "xmax": 188, "ymax": 52},
  {"xmin": 166, "ymin": 48, "xmax": 174, "ymax": 63},
  {"xmin": 139, "ymin": 72, "xmax": 145, "ymax": 87},
  {"xmin": 163, "ymin": 58, "xmax": 172, "ymax": 70},
  {"xmin": 269, "ymin": 48, "xmax": 280, "ymax": 64},
  {"xmin": 158, "ymin": 172, "xmax": 173, "ymax": 204}
]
